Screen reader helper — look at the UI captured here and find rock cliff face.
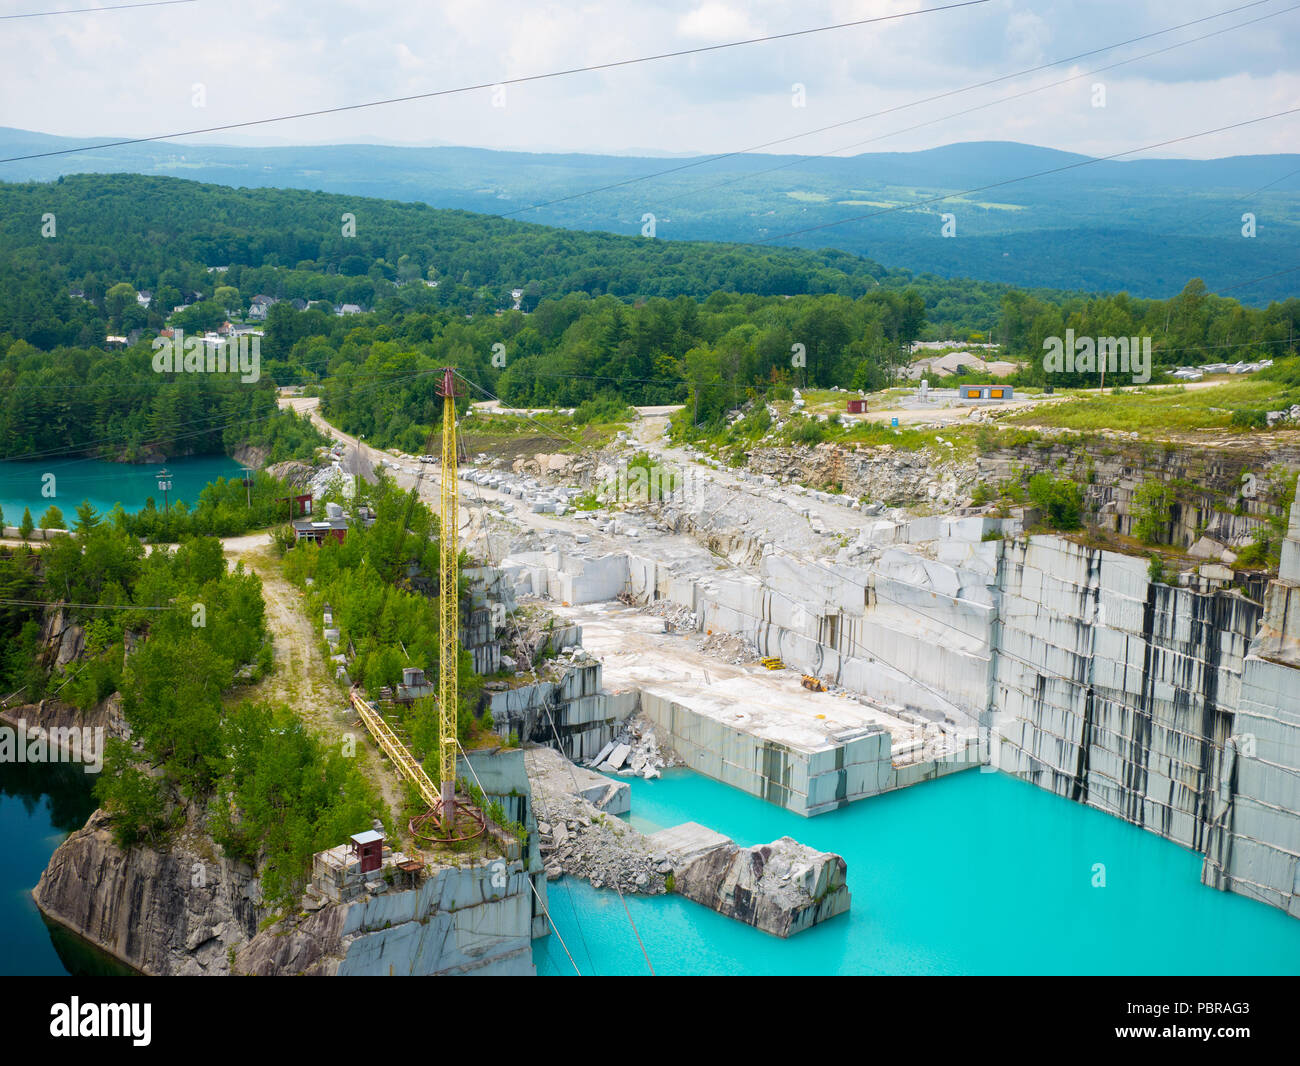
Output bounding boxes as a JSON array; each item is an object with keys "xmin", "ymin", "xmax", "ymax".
[
  {"xmin": 1202, "ymin": 484, "xmax": 1300, "ymax": 917},
  {"xmin": 33, "ymin": 808, "xmax": 261, "ymax": 976},
  {"xmin": 673, "ymin": 837, "xmax": 850, "ymax": 938},
  {"xmin": 748, "ymin": 444, "xmax": 977, "ymax": 509},
  {"xmin": 0, "ymin": 694, "xmax": 129, "ymax": 751},
  {"xmin": 978, "ymin": 438, "xmax": 1300, "ymax": 551},
  {"xmin": 990, "ymin": 536, "xmax": 1261, "ymax": 852},
  {"xmin": 236, "ymin": 856, "xmax": 536, "ymax": 977},
  {"xmin": 230, "ymin": 443, "xmax": 270, "ymax": 470}
]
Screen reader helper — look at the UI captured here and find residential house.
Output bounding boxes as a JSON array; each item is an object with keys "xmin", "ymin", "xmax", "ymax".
[{"xmin": 247, "ymin": 294, "xmax": 278, "ymax": 320}]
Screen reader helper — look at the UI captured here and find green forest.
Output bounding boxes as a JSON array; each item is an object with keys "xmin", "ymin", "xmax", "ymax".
[
  {"xmin": 0, "ymin": 511, "xmax": 381, "ymax": 912},
  {"xmin": 1, "ymin": 174, "xmax": 1295, "ymax": 458}
]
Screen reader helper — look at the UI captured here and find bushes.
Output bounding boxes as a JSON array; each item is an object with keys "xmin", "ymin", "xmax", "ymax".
[
  {"xmin": 1235, "ymin": 537, "xmax": 1269, "ymax": 568},
  {"xmin": 1027, "ymin": 473, "xmax": 1082, "ymax": 530},
  {"xmin": 1230, "ymin": 409, "xmax": 1267, "ymax": 429},
  {"xmin": 1132, "ymin": 479, "xmax": 1174, "ymax": 545},
  {"xmin": 786, "ymin": 415, "xmax": 828, "ymax": 445},
  {"xmin": 113, "ymin": 471, "xmax": 303, "ymax": 543},
  {"xmin": 571, "ymin": 395, "xmax": 634, "ymax": 425}
]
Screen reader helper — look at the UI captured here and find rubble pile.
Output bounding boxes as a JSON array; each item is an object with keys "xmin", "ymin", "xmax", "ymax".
[
  {"xmin": 526, "ymin": 748, "xmax": 671, "ymax": 895},
  {"xmin": 640, "ymin": 599, "xmax": 697, "ymax": 632},
  {"xmin": 588, "ymin": 715, "xmax": 680, "ymax": 778},
  {"xmin": 696, "ymin": 629, "xmax": 759, "ymax": 664}
]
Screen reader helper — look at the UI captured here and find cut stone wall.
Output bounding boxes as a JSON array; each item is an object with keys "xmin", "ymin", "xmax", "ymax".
[
  {"xmin": 639, "ymin": 688, "xmax": 980, "ymax": 816},
  {"xmin": 238, "ymin": 857, "xmax": 535, "ymax": 976},
  {"xmin": 1202, "ymin": 478, "xmax": 1300, "ymax": 916},
  {"xmin": 990, "ymin": 536, "xmax": 1260, "ymax": 852}
]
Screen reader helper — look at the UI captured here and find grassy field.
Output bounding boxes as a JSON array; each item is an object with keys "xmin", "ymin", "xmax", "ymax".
[
  {"xmin": 1004, "ymin": 377, "xmax": 1299, "ymax": 435},
  {"xmin": 460, "ymin": 411, "xmax": 627, "ymax": 458}
]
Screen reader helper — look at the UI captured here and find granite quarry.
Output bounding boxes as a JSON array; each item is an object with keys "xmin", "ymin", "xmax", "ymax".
[{"xmin": 440, "ymin": 420, "xmax": 1300, "ymax": 928}]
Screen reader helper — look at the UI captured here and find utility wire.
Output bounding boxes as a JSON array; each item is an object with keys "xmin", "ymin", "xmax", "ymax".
[
  {"xmin": 453, "ymin": 738, "xmax": 585, "ymax": 976},
  {"xmin": 457, "ymin": 439, "xmax": 656, "ymax": 975},
  {"xmin": 759, "ymin": 106, "xmax": 1300, "ymax": 245},
  {"xmin": 0, "ymin": 0, "xmax": 194, "ymax": 18},
  {"xmin": 503, "ymin": 0, "xmax": 1284, "ymax": 219},
  {"xmin": 659, "ymin": 2, "xmax": 1300, "ymax": 208},
  {"xmin": 0, "ymin": 2, "xmax": 992, "ymax": 165}
]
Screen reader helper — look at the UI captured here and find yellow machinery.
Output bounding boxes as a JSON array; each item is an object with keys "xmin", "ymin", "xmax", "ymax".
[
  {"xmin": 436, "ymin": 367, "xmax": 459, "ymax": 829},
  {"xmin": 348, "ymin": 365, "xmax": 484, "ymax": 845},
  {"xmin": 800, "ymin": 675, "xmax": 827, "ymax": 692}
]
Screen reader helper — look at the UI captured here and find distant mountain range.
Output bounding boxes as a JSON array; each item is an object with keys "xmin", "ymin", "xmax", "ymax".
[{"xmin": 2, "ymin": 128, "xmax": 1296, "ymax": 303}]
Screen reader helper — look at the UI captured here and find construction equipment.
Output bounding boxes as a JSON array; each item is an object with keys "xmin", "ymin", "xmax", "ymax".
[
  {"xmin": 436, "ymin": 367, "xmax": 460, "ymax": 831},
  {"xmin": 800, "ymin": 674, "xmax": 827, "ymax": 692},
  {"xmin": 377, "ymin": 366, "xmax": 470, "ymax": 836},
  {"xmin": 760, "ymin": 657, "xmax": 785, "ymax": 670}
]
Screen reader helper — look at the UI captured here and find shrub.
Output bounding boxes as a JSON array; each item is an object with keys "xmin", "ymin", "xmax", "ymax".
[
  {"xmin": 1235, "ymin": 537, "xmax": 1269, "ymax": 568},
  {"xmin": 1230, "ymin": 409, "xmax": 1267, "ymax": 429},
  {"xmin": 1132, "ymin": 479, "xmax": 1174, "ymax": 545},
  {"xmin": 572, "ymin": 395, "xmax": 633, "ymax": 425},
  {"xmin": 788, "ymin": 416, "xmax": 827, "ymax": 445},
  {"xmin": 1028, "ymin": 474, "xmax": 1082, "ymax": 530}
]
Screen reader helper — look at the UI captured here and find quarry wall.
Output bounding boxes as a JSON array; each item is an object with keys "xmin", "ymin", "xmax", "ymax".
[{"xmin": 506, "ymin": 479, "xmax": 1300, "ymax": 918}]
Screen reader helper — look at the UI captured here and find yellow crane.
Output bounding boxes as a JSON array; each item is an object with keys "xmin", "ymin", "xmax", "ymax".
[
  {"xmin": 348, "ymin": 366, "xmax": 484, "ymax": 845},
  {"xmin": 436, "ymin": 367, "xmax": 460, "ymax": 830}
]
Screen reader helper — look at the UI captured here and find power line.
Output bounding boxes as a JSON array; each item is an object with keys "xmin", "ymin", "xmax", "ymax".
[
  {"xmin": 453, "ymin": 738, "xmax": 586, "ymax": 976},
  {"xmin": 0, "ymin": 597, "xmax": 177, "ymax": 609},
  {"xmin": 454, "ymin": 417, "xmax": 656, "ymax": 974},
  {"xmin": 659, "ymin": 2, "xmax": 1300, "ymax": 209},
  {"xmin": 1215, "ymin": 265, "xmax": 1300, "ymax": 294},
  {"xmin": 502, "ymin": 0, "xmax": 1283, "ymax": 219},
  {"xmin": 0, "ymin": 2, "xmax": 992, "ymax": 166},
  {"xmin": 759, "ymin": 106, "xmax": 1300, "ymax": 246},
  {"xmin": 0, "ymin": 0, "xmax": 194, "ymax": 18}
]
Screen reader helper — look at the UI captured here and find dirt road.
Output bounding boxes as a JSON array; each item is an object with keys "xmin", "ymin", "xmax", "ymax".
[{"xmin": 222, "ymin": 530, "xmax": 408, "ymax": 823}]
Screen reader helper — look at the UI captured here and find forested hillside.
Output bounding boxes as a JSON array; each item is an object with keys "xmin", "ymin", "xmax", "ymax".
[
  {"xmin": 3, "ymin": 132, "xmax": 1295, "ymax": 301},
  {"xmin": 0, "ymin": 173, "xmax": 1296, "ymax": 455}
]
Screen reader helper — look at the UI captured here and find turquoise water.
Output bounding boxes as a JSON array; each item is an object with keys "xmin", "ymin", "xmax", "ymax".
[
  {"xmin": 0, "ymin": 455, "xmax": 243, "ymax": 522},
  {"xmin": 534, "ymin": 768, "xmax": 1300, "ymax": 976},
  {"xmin": 0, "ymin": 753, "xmax": 132, "ymax": 975}
]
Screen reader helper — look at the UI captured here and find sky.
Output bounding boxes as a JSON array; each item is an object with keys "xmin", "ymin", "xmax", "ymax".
[{"xmin": 0, "ymin": 0, "xmax": 1297, "ymax": 161}]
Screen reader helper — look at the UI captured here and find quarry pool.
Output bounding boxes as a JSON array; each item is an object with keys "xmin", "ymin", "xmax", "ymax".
[
  {"xmin": 0, "ymin": 455, "xmax": 243, "ymax": 523},
  {"xmin": 533, "ymin": 767, "xmax": 1300, "ymax": 976},
  {"xmin": 0, "ymin": 754, "xmax": 132, "ymax": 975}
]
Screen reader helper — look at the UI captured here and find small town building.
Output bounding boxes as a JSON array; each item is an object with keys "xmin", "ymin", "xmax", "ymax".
[{"xmin": 958, "ymin": 384, "xmax": 1014, "ymax": 402}]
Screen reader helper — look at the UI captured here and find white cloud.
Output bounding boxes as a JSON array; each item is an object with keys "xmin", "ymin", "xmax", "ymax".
[
  {"xmin": 677, "ymin": 3, "xmax": 762, "ymax": 41},
  {"xmin": 0, "ymin": 0, "xmax": 1295, "ymax": 157}
]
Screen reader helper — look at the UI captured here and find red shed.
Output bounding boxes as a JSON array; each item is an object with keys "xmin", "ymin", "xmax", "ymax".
[
  {"xmin": 846, "ymin": 399, "xmax": 867, "ymax": 414},
  {"xmin": 350, "ymin": 829, "xmax": 384, "ymax": 876},
  {"xmin": 276, "ymin": 493, "xmax": 313, "ymax": 519}
]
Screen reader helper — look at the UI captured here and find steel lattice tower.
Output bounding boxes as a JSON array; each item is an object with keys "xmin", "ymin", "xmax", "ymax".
[{"xmin": 437, "ymin": 368, "xmax": 459, "ymax": 828}]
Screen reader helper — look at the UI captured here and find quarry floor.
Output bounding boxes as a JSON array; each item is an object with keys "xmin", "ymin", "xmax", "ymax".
[
  {"xmin": 280, "ymin": 395, "xmax": 963, "ymax": 769},
  {"xmin": 554, "ymin": 599, "xmax": 930, "ymax": 757}
]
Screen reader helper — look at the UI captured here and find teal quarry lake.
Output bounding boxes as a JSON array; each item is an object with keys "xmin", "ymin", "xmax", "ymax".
[
  {"xmin": 0, "ymin": 455, "xmax": 244, "ymax": 522},
  {"xmin": 534, "ymin": 767, "xmax": 1300, "ymax": 976},
  {"xmin": 0, "ymin": 754, "xmax": 133, "ymax": 975}
]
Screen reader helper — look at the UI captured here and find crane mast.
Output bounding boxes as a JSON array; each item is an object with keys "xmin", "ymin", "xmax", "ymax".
[{"xmin": 437, "ymin": 368, "xmax": 459, "ymax": 829}]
